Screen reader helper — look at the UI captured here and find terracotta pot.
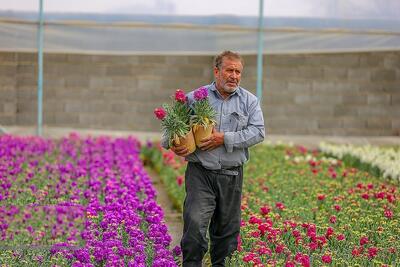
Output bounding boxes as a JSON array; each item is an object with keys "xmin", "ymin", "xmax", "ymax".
[
  {"xmin": 174, "ymin": 129, "xmax": 196, "ymax": 154},
  {"xmin": 193, "ymin": 124, "xmax": 213, "ymax": 147}
]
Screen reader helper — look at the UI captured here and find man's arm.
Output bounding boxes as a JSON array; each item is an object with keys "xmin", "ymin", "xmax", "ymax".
[{"xmin": 223, "ymin": 98, "xmax": 265, "ymax": 153}]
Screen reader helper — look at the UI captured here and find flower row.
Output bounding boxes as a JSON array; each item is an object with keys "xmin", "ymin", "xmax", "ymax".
[
  {"xmin": 319, "ymin": 142, "xmax": 400, "ymax": 182},
  {"xmin": 0, "ymin": 134, "xmax": 180, "ymax": 266}
]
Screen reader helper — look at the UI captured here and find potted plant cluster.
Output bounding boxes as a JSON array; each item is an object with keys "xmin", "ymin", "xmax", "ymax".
[
  {"xmin": 154, "ymin": 87, "xmax": 217, "ymax": 153},
  {"xmin": 154, "ymin": 89, "xmax": 196, "ymax": 154}
]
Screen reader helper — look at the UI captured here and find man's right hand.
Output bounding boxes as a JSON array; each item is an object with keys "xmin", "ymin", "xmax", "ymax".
[{"xmin": 170, "ymin": 144, "xmax": 190, "ymax": 157}]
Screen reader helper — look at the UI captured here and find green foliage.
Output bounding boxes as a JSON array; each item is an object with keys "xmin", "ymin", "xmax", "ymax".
[
  {"xmin": 161, "ymin": 100, "xmax": 192, "ymax": 147},
  {"xmin": 190, "ymin": 99, "xmax": 217, "ymax": 127}
]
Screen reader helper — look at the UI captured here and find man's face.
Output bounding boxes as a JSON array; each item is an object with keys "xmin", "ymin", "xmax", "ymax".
[{"xmin": 214, "ymin": 58, "xmax": 243, "ymax": 95}]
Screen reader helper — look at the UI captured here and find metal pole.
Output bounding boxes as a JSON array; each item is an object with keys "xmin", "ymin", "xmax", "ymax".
[
  {"xmin": 256, "ymin": 0, "xmax": 264, "ymax": 101},
  {"xmin": 37, "ymin": 0, "xmax": 44, "ymax": 136}
]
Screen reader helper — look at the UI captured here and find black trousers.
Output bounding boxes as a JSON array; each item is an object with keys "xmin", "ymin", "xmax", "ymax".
[{"xmin": 181, "ymin": 162, "xmax": 243, "ymax": 267}]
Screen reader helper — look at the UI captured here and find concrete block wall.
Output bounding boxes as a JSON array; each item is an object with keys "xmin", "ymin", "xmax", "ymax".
[
  {"xmin": 241, "ymin": 52, "xmax": 400, "ymax": 135},
  {"xmin": 0, "ymin": 50, "xmax": 399, "ymax": 136}
]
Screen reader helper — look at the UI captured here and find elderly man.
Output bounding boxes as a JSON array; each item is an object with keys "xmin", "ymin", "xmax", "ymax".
[{"xmin": 165, "ymin": 50, "xmax": 265, "ymax": 266}]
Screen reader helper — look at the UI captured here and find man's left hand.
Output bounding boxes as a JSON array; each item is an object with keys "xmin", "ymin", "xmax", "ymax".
[{"xmin": 198, "ymin": 128, "xmax": 224, "ymax": 151}]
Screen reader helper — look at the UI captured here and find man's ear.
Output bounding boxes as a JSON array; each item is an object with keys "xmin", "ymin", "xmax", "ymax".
[{"xmin": 213, "ymin": 67, "xmax": 219, "ymax": 77}]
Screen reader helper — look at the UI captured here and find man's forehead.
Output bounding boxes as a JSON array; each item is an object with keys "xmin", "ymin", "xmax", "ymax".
[{"xmin": 221, "ymin": 58, "xmax": 243, "ymax": 68}]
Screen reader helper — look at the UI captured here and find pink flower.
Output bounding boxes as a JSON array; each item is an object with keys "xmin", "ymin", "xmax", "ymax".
[
  {"xmin": 352, "ymin": 246, "xmax": 362, "ymax": 257},
  {"xmin": 384, "ymin": 209, "xmax": 393, "ymax": 219},
  {"xmin": 260, "ymin": 205, "xmax": 271, "ymax": 215},
  {"xmin": 175, "ymin": 89, "xmax": 186, "ymax": 103},
  {"xmin": 317, "ymin": 194, "xmax": 326, "ymax": 201},
  {"xmin": 176, "ymin": 176, "xmax": 184, "ymax": 186},
  {"xmin": 360, "ymin": 236, "xmax": 369, "ymax": 246},
  {"xmin": 154, "ymin": 107, "xmax": 166, "ymax": 120},
  {"xmin": 329, "ymin": 215, "xmax": 337, "ymax": 224},
  {"xmin": 325, "ymin": 227, "xmax": 334, "ymax": 238},
  {"xmin": 194, "ymin": 86, "xmax": 208, "ymax": 101},
  {"xmin": 368, "ymin": 247, "xmax": 378, "ymax": 259},
  {"xmin": 275, "ymin": 202, "xmax": 285, "ymax": 210},
  {"xmin": 333, "ymin": 204, "xmax": 341, "ymax": 211},
  {"xmin": 321, "ymin": 254, "xmax": 332, "ymax": 264},
  {"xmin": 361, "ymin": 193, "xmax": 369, "ymax": 200},
  {"xmin": 337, "ymin": 234, "xmax": 345, "ymax": 241},
  {"xmin": 275, "ymin": 244, "xmax": 285, "ymax": 254}
]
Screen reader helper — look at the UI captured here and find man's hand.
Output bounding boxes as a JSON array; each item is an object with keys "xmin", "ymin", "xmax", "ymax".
[
  {"xmin": 170, "ymin": 143, "xmax": 191, "ymax": 157},
  {"xmin": 198, "ymin": 128, "xmax": 224, "ymax": 151}
]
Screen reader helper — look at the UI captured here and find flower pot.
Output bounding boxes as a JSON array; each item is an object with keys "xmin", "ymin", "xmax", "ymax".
[
  {"xmin": 193, "ymin": 124, "xmax": 213, "ymax": 147},
  {"xmin": 174, "ymin": 129, "xmax": 196, "ymax": 154}
]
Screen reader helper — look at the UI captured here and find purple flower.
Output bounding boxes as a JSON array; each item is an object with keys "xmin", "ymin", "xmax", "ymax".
[
  {"xmin": 172, "ymin": 245, "xmax": 182, "ymax": 256},
  {"xmin": 194, "ymin": 86, "xmax": 208, "ymax": 101}
]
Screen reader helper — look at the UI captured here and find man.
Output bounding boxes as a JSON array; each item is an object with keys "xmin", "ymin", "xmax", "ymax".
[{"xmin": 164, "ymin": 51, "xmax": 265, "ymax": 266}]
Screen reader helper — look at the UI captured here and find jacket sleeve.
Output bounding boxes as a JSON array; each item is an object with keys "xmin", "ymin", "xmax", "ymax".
[{"xmin": 223, "ymin": 97, "xmax": 265, "ymax": 153}]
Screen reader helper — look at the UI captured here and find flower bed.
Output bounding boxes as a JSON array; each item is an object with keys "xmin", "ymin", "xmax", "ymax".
[
  {"xmin": 0, "ymin": 134, "xmax": 179, "ymax": 266},
  {"xmin": 320, "ymin": 143, "xmax": 400, "ymax": 182},
  {"xmin": 143, "ymin": 142, "xmax": 399, "ymax": 266}
]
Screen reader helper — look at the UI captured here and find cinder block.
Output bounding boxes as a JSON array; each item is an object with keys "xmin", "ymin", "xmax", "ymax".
[
  {"xmin": 367, "ymin": 94, "xmax": 391, "ymax": 105},
  {"xmin": 65, "ymin": 76, "xmax": 90, "ymax": 89},
  {"xmin": 371, "ymin": 69, "xmax": 397, "ymax": 82},
  {"xmin": 16, "ymin": 113, "xmax": 36, "ymax": 124},
  {"xmin": 54, "ymin": 112, "xmax": 79, "ymax": 124},
  {"xmin": 44, "ymin": 53, "xmax": 68, "ymax": 63},
  {"xmin": 56, "ymin": 88, "xmax": 82, "ymax": 99},
  {"xmin": 0, "ymin": 114, "xmax": 16, "ymax": 124},
  {"xmin": 317, "ymin": 119, "xmax": 343, "ymax": 129},
  {"xmin": 320, "ymin": 54, "xmax": 360, "ymax": 68},
  {"xmin": 341, "ymin": 94, "xmax": 367, "ymax": 105},
  {"xmin": 17, "ymin": 87, "xmax": 37, "ymax": 99},
  {"xmin": 367, "ymin": 118, "xmax": 392, "ymax": 128},
  {"xmin": 0, "ymin": 52, "xmax": 17, "ymax": 63},
  {"xmin": 138, "ymin": 56, "xmax": 166, "ymax": 64},
  {"xmin": 90, "ymin": 77, "xmax": 113, "ymax": 89},
  {"xmin": 383, "ymin": 53, "xmax": 400, "ymax": 69},
  {"xmin": 359, "ymin": 53, "xmax": 384, "ymax": 68},
  {"xmin": 17, "ymin": 52, "xmax": 37, "ymax": 63},
  {"xmin": 165, "ymin": 56, "xmax": 189, "ymax": 65},
  {"xmin": 0, "ymin": 77, "xmax": 16, "ymax": 86},
  {"xmin": 265, "ymin": 80, "xmax": 288, "ymax": 92},
  {"xmin": 348, "ymin": 69, "xmax": 371, "ymax": 81},
  {"xmin": 288, "ymin": 81, "xmax": 312, "ymax": 93},
  {"xmin": 44, "ymin": 100, "xmax": 66, "ymax": 112},
  {"xmin": 111, "ymin": 77, "xmax": 137, "ymax": 89},
  {"xmin": 392, "ymin": 94, "xmax": 400, "ymax": 105},
  {"xmin": 267, "ymin": 55, "xmax": 306, "ymax": 66},
  {"xmin": 80, "ymin": 88, "xmax": 104, "ymax": 99},
  {"xmin": 357, "ymin": 106, "xmax": 390, "ymax": 116},
  {"xmin": 323, "ymin": 67, "xmax": 348, "ymax": 80},
  {"xmin": 17, "ymin": 101, "xmax": 37, "ymax": 113},
  {"xmin": 187, "ymin": 56, "xmax": 213, "ymax": 65},
  {"xmin": 0, "ymin": 65, "xmax": 17, "ymax": 77},
  {"xmin": 265, "ymin": 93, "xmax": 294, "ymax": 104},
  {"xmin": 297, "ymin": 67, "xmax": 324, "ymax": 80},
  {"xmin": 1, "ymin": 88, "xmax": 16, "ymax": 100},
  {"xmin": 137, "ymin": 79, "xmax": 162, "ymax": 90},
  {"xmin": 17, "ymin": 75, "xmax": 37, "ymax": 87},
  {"xmin": 342, "ymin": 118, "xmax": 367, "ymax": 128},
  {"xmin": 105, "ymin": 64, "xmax": 133, "ymax": 76},
  {"xmin": 333, "ymin": 105, "xmax": 359, "ymax": 116},
  {"xmin": 3, "ymin": 103, "xmax": 17, "ymax": 113},
  {"xmin": 268, "ymin": 67, "xmax": 299, "ymax": 78},
  {"xmin": 17, "ymin": 64, "xmax": 37, "ymax": 75}
]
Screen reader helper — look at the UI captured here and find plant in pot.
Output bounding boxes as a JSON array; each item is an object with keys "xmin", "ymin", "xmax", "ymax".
[
  {"xmin": 154, "ymin": 89, "xmax": 196, "ymax": 154},
  {"xmin": 190, "ymin": 86, "xmax": 217, "ymax": 147}
]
